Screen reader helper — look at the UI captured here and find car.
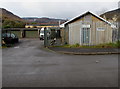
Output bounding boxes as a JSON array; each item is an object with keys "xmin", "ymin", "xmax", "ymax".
[
  {"xmin": 39, "ymin": 27, "xmax": 51, "ymax": 40},
  {"xmin": 39, "ymin": 28, "xmax": 44, "ymax": 40},
  {"xmin": 2, "ymin": 33, "xmax": 19, "ymax": 45}
]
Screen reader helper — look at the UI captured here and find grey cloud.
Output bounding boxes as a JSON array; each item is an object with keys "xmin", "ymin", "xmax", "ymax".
[{"xmin": 0, "ymin": 2, "xmax": 118, "ymax": 19}]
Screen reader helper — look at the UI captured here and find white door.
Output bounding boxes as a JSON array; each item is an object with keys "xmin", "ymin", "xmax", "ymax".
[{"xmin": 81, "ymin": 28, "xmax": 90, "ymax": 45}]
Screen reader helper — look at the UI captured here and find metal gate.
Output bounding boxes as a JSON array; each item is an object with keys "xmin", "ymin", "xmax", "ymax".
[{"xmin": 44, "ymin": 27, "xmax": 62, "ymax": 47}]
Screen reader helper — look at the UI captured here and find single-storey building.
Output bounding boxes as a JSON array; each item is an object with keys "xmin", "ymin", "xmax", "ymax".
[
  {"xmin": 25, "ymin": 25, "xmax": 59, "ymax": 28},
  {"xmin": 61, "ymin": 11, "xmax": 116, "ymax": 45}
]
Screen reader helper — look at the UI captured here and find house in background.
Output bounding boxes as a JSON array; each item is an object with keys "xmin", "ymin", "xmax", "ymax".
[
  {"xmin": 61, "ymin": 11, "xmax": 116, "ymax": 45},
  {"xmin": 25, "ymin": 24, "xmax": 59, "ymax": 28}
]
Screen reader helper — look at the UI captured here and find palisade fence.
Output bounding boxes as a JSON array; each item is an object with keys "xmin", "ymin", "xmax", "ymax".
[{"xmin": 44, "ymin": 27, "xmax": 63, "ymax": 47}]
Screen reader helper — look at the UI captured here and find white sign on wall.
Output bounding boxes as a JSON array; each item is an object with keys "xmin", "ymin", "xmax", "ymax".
[
  {"xmin": 82, "ymin": 24, "xmax": 91, "ymax": 28},
  {"xmin": 97, "ymin": 27, "xmax": 105, "ymax": 31}
]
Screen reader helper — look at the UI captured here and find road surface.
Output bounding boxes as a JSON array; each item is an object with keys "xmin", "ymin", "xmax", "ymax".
[{"xmin": 2, "ymin": 38, "xmax": 118, "ymax": 87}]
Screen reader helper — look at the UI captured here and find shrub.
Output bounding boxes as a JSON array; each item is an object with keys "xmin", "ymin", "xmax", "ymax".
[
  {"xmin": 116, "ymin": 41, "xmax": 120, "ymax": 48},
  {"xmin": 52, "ymin": 42, "xmax": 120, "ymax": 48},
  {"xmin": 75, "ymin": 43, "xmax": 80, "ymax": 47},
  {"xmin": 69, "ymin": 43, "xmax": 80, "ymax": 48}
]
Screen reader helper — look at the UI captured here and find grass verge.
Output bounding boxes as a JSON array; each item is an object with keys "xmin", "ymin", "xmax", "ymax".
[{"xmin": 49, "ymin": 41, "xmax": 120, "ymax": 48}]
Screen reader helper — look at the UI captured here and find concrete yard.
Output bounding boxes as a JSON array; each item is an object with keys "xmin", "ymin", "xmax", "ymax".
[{"xmin": 2, "ymin": 38, "xmax": 118, "ymax": 87}]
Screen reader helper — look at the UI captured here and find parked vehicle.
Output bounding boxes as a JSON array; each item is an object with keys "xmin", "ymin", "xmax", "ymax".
[
  {"xmin": 2, "ymin": 33, "xmax": 19, "ymax": 45},
  {"xmin": 39, "ymin": 27, "xmax": 51, "ymax": 40},
  {"xmin": 39, "ymin": 27, "xmax": 44, "ymax": 40}
]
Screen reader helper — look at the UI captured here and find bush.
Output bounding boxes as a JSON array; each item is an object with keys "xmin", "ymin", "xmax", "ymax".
[
  {"xmin": 2, "ymin": 19, "xmax": 25, "ymax": 28},
  {"xmin": 72, "ymin": 43, "xmax": 80, "ymax": 47},
  {"xmin": 52, "ymin": 42, "xmax": 120, "ymax": 48},
  {"xmin": 116, "ymin": 41, "xmax": 120, "ymax": 48}
]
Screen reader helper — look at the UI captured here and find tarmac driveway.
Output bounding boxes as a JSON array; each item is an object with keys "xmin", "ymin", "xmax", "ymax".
[{"xmin": 2, "ymin": 38, "xmax": 118, "ymax": 87}]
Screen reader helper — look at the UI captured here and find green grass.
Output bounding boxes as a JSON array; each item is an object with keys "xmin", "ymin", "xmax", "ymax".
[
  {"xmin": 1, "ymin": 45, "xmax": 7, "ymax": 48},
  {"xmin": 50, "ymin": 41, "xmax": 120, "ymax": 48},
  {"xmin": 1, "ymin": 44, "xmax": 15, "ymax": 48}
]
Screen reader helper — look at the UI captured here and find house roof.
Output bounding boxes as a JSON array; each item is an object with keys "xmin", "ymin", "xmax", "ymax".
[{"xmin": 60, "ymin": 11, "xmax": 112, "ymax": 27}]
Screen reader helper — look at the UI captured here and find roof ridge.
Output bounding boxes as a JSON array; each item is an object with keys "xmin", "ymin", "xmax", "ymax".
[{"xmin": 60, "ymin": 11, "xmax": 112, "ymax": 27}]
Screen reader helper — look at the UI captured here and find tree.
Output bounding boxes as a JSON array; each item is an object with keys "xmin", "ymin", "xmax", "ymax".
[{"xmin": 2, "ymin": 19, "xmax": 25, "ymax": 28}]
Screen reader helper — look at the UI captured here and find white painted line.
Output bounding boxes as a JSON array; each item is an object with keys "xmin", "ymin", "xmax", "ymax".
[{"xmin": 14, "ymin": 46, "xmax": 19, "ymax": 49}]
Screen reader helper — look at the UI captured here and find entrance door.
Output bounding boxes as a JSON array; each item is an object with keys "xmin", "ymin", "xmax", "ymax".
[{"xmin": 81, "ymin": 28, "xmax": 90, "ymax": 45}]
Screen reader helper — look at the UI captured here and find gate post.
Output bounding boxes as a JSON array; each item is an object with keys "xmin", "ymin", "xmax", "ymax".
[
  {"xmin": 21, "ymin": 30, "xmax": 23, "ymax": 38},
  {"xmin": 23, "ymin": 30, "xmax": 26, "ymax": 38},
  {"xmin": 21, "ymin": 30, "xmax": 26, "ymax": 38},
  {"xmin": 44, "ymin": 27, "xmax": 48, "ymax": 47}
]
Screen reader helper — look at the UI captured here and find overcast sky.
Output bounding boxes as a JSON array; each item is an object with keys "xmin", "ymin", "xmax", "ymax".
[{"xmin": 0, "ymin": 0, "xmax": 119, "ymax": 19}]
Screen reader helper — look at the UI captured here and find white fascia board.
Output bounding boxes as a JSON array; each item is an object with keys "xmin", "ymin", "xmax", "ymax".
[
  {"xmin": 59, "ymin": 24, "xmax": 65, "ymax": 27},
  {"xmin": 63, "ymin": 11, "xmax": 112, "ymax": 26}
]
